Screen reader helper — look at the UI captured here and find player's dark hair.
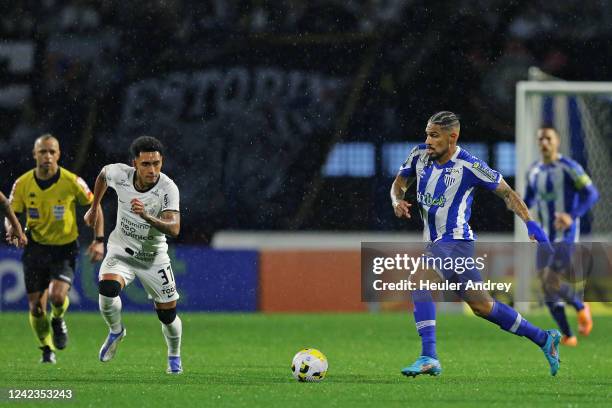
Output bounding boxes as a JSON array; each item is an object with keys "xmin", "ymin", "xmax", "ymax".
[
  {"xmin": 428, "ymin": 111, "xmax": 460, "ymax": 129},
  {"xmin": 130, "ymin": 136, "xmax": 164, "ymax": 159},
  {"xmin": 539, "ymin": 124, "xmax": 558, "ymax": 132}
]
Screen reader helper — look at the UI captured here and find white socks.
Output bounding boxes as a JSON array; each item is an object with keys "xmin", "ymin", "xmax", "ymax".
[
  {"xmin": 162, "ymin": 316, "xmax": 182, "ymax": 357},
  {"xmin": 99, "ymin": 295, "xmax": 123, "ymax": 334},
  {"xmin": 99, "ymin": 294, "xmax": 181, "ymax": 357}
]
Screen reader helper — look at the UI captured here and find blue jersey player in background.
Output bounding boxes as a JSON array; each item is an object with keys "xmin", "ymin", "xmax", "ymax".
[
  {"xmin": 390, "ymin": 111, "xmax": 561, "ymax": 377},
  {"xmin": 525, "ymin": 126, "xmax": 599, "ymax": 346}
]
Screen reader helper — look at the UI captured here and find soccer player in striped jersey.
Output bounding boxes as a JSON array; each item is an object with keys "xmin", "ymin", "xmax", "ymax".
[
  {"xmin": 524, "ymin": 126, "xmax": 599, "ymax": 346},
  {"xmin": 391, "ymin": 111, "xmax": 561, "ymax": 377}
]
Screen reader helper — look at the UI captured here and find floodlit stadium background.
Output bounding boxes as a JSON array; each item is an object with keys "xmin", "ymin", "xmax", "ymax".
[{"xmin": 1, "ymin": 2, "xmax": 611, "ymax": 314}]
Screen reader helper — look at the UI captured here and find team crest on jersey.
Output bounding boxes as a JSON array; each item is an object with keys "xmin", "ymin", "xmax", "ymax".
[
  {"xmin": 444, "ymin": 174, "xmax": 456, "ymax": 187},
  {"xmin": 472, "ymin": 161, "xmax": 497, "ymax": 181},
  {"xmin": 28, "ymin": 207, "xmax": 40, "ymax": 219}
]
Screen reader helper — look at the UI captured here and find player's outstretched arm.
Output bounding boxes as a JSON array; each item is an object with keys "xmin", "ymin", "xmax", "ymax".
[
  {"xmin": 1, "ymin": 192, "xmax": 27, "ymax": 248},
  {"xmin": 390, "ymin": 175, "xmax": 415, "ymax": 219},
  {"xmin": 494, "ymin": 179, "xmax": 549, "ymax": 243},
  {"xmin": 84, "ymin": 169, "xmax": 108, "ymax": 228},
  {"xmin": 494, "ymin": 179, "xmax": 531, "ymax": 222}
]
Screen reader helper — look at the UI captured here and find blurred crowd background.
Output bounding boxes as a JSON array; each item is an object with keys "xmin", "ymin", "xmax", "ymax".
[{"xmin": 1, "ymin": 0, "xmax": 611, "ymax": 243}]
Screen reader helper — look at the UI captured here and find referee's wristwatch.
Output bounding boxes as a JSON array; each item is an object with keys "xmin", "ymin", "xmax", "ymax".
[{"xmin": 94, "ymin": 236, "xmax": 105, "ymax": 243}]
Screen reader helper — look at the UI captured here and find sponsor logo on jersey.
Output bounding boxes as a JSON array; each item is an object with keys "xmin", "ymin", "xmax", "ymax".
[
  {"xmin": 472, "ymin": 161, "xmax": 497, "ymax": 181},
  {"xmin": 28, "ymin": 207, "xmax": 40, "ymax": 219},
  {"xmin": 417, "ymin": 192, "xmax": 446, "ymax": 208},
  {"xmin": 53, "ymin": 205, "xmax": 65, "ymax": 220},
  {"xmin": 163, "ymin": 194, "xmax": 168, "ymax": 208}
]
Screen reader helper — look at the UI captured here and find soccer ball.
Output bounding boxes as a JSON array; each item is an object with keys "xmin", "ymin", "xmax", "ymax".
[{"xmin": 291, "ymin": 348, "xmax": 328, "ymax": 382}]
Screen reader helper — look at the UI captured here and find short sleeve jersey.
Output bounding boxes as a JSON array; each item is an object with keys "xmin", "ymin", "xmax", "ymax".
[
  {"xmin": 9, "ymin": 167, "xmax": 93, "ymax": 245},
  {"xmin": 399, "ymin": 144, "xmax": 502, "ymax": 242},
  {"xmin": 104, "ymin": 163, "xmax": 180, "ymax": 262},
  {"xmin": 524, "ymin": 156, "xmax": 593, "ymax": 242}
]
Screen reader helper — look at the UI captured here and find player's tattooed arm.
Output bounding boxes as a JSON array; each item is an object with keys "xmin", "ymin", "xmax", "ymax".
[
  {"xmin": 390, "ymin": 175, "xmax": 415, "ymax": 219},
  {"xmin": 493, "ymin": 179, "xmax": 532, "ymax": 222},
  {"xmin": 131, "ymin": 201, "xmax": 180, "ymax": 238}
]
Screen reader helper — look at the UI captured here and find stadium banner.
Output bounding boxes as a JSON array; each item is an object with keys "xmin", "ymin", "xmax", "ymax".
[
  {"xmin": 361, "ymin": 242, "xmax": 612, "ymax": 303},
  {"xmin": 259, "ymin": 250, "xmax": 367, "ymax": 312},
  {"xmin": 0, "ymin": 246, "xmax": 258, "ymax": 312}
]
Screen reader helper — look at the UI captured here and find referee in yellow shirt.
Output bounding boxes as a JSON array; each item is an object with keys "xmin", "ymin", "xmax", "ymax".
[{"xmin": 4, "ymin": 134, "xmax": 105, "ymax": 363}]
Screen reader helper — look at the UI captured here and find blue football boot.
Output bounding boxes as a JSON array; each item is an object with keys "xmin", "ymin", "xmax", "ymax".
[
  {"xmin": 401, "ymin": 356, "xmax": 442, "ymax": 377},
  {"xmin": 541, "ymin": 329, "xmax": 561, "ymax": 376}
]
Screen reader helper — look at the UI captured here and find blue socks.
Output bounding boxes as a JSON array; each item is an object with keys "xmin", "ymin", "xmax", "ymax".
[
  {"xmin": 484, "ymin": 301, "xmax": 548, "ymax": 347},
  {"xmin": 546, "ymin": 302, "xmax": 572, "ymax": 337},
  {"xmin": 558, "ymin": 283, "xmax": 584, "ymax": 311},
  {"xmin": 413, "ymin": 297, "xmax": 549, "ymax": 358},
  {"xmin": 413, "ymin": 291, "xmax": 437, "ymax": 359}
]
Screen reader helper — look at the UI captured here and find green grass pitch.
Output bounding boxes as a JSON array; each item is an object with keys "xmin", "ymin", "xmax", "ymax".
[{"xmin": 1, "ymin": 311, "xmax": 611, "ymax": 407}]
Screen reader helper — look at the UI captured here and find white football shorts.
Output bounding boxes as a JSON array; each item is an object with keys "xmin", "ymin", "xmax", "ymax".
[{"xmin": 98, "ymin": 246, "xmax": 179, "ymax": 304}]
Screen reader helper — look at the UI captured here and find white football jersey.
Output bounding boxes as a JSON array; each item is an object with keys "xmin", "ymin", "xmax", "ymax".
[{"xmin": 104, "ymin": 163, "xmax": 180, "ymax": 263}]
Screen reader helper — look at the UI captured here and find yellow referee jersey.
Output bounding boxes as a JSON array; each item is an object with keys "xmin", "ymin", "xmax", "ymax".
[{"xmin": 9, "ymin": 167, "xmax": 93, "ymax": 245}]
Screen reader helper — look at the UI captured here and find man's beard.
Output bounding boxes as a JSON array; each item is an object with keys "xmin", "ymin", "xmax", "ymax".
[{"xmin": 429, "ymin": 149, "xmax": 445, "ymax": 160}]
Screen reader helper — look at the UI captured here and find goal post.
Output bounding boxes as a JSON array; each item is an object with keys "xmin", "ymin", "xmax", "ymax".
[
  {"xmin": 514, "ymin": 77, "xmax": 612, "ymax": 311},
  {"xmin": 515, "ymin": 79, "xmax": 612, "ymax": 241}
]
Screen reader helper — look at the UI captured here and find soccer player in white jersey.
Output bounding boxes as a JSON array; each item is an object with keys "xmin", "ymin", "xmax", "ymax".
[
  {"xmin": 525, "ymin": 126, "xmax": 599, "ymax": 346},
  {"xmin": 391, "ymin": 111, "xmax": 561, "ymax": 377},
  {"xmin": 84, "ymin": 136, "xmax": 183, "ymax": 374}
]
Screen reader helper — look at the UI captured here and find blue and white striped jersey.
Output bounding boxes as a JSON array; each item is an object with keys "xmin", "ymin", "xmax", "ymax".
[
  {"xmin": 399, "ymin": 144, "xmax": 502, "ymax": 242},
  {"xmin": 524, "ymin": 156, "xmax": 592, "ymax": 243}
]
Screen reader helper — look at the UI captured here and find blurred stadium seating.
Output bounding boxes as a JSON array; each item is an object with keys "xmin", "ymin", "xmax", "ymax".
[{"xmin": 2, "ymin": 1, "xmax": 611, "ymax": 243}]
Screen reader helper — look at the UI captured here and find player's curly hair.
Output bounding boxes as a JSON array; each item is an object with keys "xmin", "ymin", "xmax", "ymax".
[
  {"xmin": 130, "ymin": 136, "xmax": 164, "ymax": 158},
  {"xmin": 428, "ymin": 111, "xmax": 460, "ymax": 129}
]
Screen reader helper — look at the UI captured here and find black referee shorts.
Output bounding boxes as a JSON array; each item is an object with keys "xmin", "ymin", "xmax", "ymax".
[{"xmin": 22, "ymin": 240, "xmax": 78, "ymax": 294}]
